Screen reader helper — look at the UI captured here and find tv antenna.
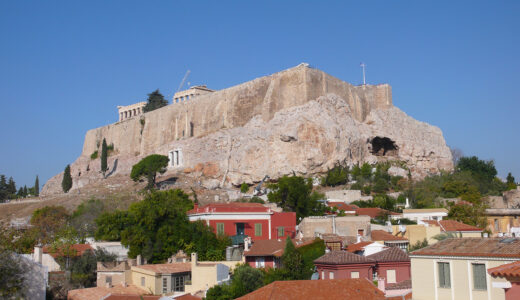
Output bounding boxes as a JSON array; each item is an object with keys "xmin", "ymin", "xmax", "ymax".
[{"xmin": 360, "ymin": 63, "xmax": 366, "ymax": 85}]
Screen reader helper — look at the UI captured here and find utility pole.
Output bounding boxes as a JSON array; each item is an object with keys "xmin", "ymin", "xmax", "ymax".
[{"xmin": 360, "ymin": 63, "xmax": 366, "ymax": 85}]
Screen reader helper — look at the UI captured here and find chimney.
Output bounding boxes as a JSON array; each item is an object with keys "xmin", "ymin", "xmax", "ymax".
[
  {"xmin": 191, "ymin": 252, "xmax": 198, "ymax": 264},
  {"xmin": 194, "ymin": 203, "xmax": 198, "ymax": 210},
  {"xmin": 34, "ymin": 244, "xmax": 43, "ymax": 264},
  {"xmin": 405, "ymin": 197, "xmax": 410, "ymax": 208},
  {"xmin": 377, "ymin": 277, "xmax": 386, "ymax": 293},
  {"xmin": 137, "ymin": 254, "xmax": 142, "ymax": 265},
  {"xmin": 356, "ymin": 234, "xmax": 361, "ymax": 243}
]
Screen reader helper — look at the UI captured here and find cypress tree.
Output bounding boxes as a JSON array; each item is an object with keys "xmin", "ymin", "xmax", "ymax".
[
  {"xmin": 101, "ymin": 138, "xmax": 108, "ymax": 178},
  {"xmin": 34, "ymin": 175, "xmax": 39, "ymax": 196},
  {"xmin": 23, "ymin": 185, "xmax": 28, "ymax": 197},
  {"xmin": 143, "ymin": 89, "xmax": 168, "ymax": 112},
  {"xmin": 7, "ymin": 177, "xmax": 16, "ymax": 195},
  {"xmin": 62, "ymin": 164, "xmax": 73, "ymax": 193}
]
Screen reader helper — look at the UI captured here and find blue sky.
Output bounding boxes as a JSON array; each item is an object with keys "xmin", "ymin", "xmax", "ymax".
[{"xmin": 0, "ymin": 1, "xmax": 518, "ymax": 188}]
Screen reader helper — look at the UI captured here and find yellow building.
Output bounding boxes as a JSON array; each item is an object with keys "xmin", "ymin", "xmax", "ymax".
[
  {"xmin": 131, "ymin": 262, "xmax": 191, "ymax": 295},
  {"xmin": 410, "ymin": 238, "xmax": 520, "ymax": 300},
  {"xmin": 184, "ymin": 252, "xmax": 239, "ymax": 296},
  {"xmin": 486, "ymin": 209, "xmax": 520, "ymax": 237}
]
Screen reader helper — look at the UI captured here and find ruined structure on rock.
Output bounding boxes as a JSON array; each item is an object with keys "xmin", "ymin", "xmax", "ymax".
[{"xmin": 42, "ymin": 64, "xmax": 453, "ymax": 195}]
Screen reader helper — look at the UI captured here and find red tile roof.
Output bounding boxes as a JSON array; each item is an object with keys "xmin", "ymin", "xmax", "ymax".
[
  {"xmin": 314, "ymin": 250, "xmax": 375, "ymax": 265},
  {"xmin": 132, "ymin": 262, "xmax": 191, "ymax": 274},
  {"xmin": 346, "ymin": 241, "xmax": 373, "ymax": 253},
  {"xmin": 187, "ymin": 203, "xmax": 270, "ymax": 214},
  {"xmin": 244, "ymin": 239, "xmax": 317, "ymax": 257},
  {"xmin": 327, "ymin": 202, "xmax": 359, "ymax": 211},
  {"xmin": 423, "ymin": 220, "xmax": 483, "ymax": 232},
  {"xmin": 68, "ymin": 284, "xmax": 150, "ymax": 300},
  {"xmin": 386, "ymin": 279, "xmax": 412, "ymax": 290},
  {"xmin": 366, "ymin": 247, "xmax": 410, "ymax": 262},
  {"xmin": 355, "ymin": 208, "xmax": 400, "ymax": 218},
  {"xmin": 411, "ymin": 238, "xmax": 520, "ymax": 258},
  {"xmin": 43, "ymin": 244, "xmax": 93, "ymax": 258},
  {"xmin": 371, "ymin": 230, "xmax": 408, "ymax": 242},
  {"xmin": 488, "ymin": 261, "xmax": 520, "ymax": 278},
  {"xmin": 236, "ymin": 278, "xmax": 385, "ymax": 300},
  {"xmin": 104, "ymin": 296, "xmax": 160, "ymax": 300}
]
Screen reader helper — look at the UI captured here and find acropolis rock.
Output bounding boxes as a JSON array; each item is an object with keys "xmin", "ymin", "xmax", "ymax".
[{"xmin": 42, "ymin": 64, "xmax": 453, "ymax": 195}]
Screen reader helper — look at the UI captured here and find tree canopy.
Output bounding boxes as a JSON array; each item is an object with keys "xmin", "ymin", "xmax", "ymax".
[
  {"xmin": 130, "ymin": 154, "xmax": 169, "ymax": 189},
  {"xmin": 101, "ymin": 138, "xmax": 108, "ymax": 178},
  {"xmin": 95, "ymin": 190, "xmax": 229, "ymax": 263},
  {"xmin": 143, "ymin": 89, "xmax": 168, "ymax": 112},
  {"xmin": 62, "ymin": 164, "xmax": 73, "ymax": 193}
]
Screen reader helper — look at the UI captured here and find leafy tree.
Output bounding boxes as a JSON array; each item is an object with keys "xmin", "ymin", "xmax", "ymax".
[
  {"xmin": 321, "ymin": 165, "xmax": 349, "ymax": 187},
  {"xmin": 34, "ymin": 175, "xmax": 39, "ymax": 196},
  {"xmin": 206, "ymin": 264, "xmax": 264, "ymax": 300},
  {"xmin": 507, "ymin": 172, "xmax": 517, "ymax": 190},
  {"xmin": 130, "ymin": 154, "xmax": 169, "ymax": 189},
  {"xmin": 360, "ymin": 162, "xmax": 372, "ymax": 179},
  {"xmin": 457, "ymin": 156, "xmax": 497, "ymax": 182},
  {"xmin": 70, "ymin": 198, "xmax": 107, "ymax": 239},
  {"xmin": 280, "ymin": 236, "xmax": 305, "ymax": 279},
  {"xmin": 0, "ymin": 249, "xmax": 28, "ymax": 298},
  {"xmin": 447, "ymin": 203, "xmax": 487, "ymax": 228},
  {"xmin": 31, "ymin": 205, "xmax": 70, "ymax": 244},
  {"xmin": 267, "ymin": 175, "xmax": 326, "ymax": 222},
  {"xmin": 62, "ymin": 164, "xmax": 73, "ymax": 193},
  {"xmin": 101, "ymin": 138, "xmax": 108, "ymax": 178},
  {"xmin": 95, "ymin": 190, "xmax": 229, "ymax": 263},
  {"xmin": 240, "ymin": 183, "xmax": 249, "ymax": 193},
  {"xmin": 143, "ymin": 89, "xmax": 168, "ymax": 112}
]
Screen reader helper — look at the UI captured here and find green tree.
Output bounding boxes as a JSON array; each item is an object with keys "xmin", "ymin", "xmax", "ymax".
[
  {"xmin": 240, "ymin": 183, "xmax": 249, "ymax": 193},
  {"xmin": 34, "ymin": 175, "xmax": 39, "ymax": 196},
  {"xmin": 447, "ymin": 203, "xmax": 487, "ymax": 228},
  {"xmin": 280, "ymin": 236, "xmax": 305, "ymax": 280},
  {"xmin": 206, "ymin": 264, "xmax": 264, "ymax": 300},
  {"xmin": 70, "ymin": 198, "xmax": 107, "ymax": 239},
  {"xmin": 409, "ymin": 238, "xmax": 429, "ymax": 251},
  {"xmin": 143, "ymin": 89, "xmax": 168, "ymax": 112},
  {"xmin": 0, "ymin": 249, "xmax": 28, "ymax": 298},
  {"xmin": 457, "ymin": 156, "xmax": 497, "ymax": 182},
  {"xmin": 62, "ymin": 164, "xmax": 73, "ymax": 193},
  {"xmin": 321, "ymin": 165, "xmax": 349, "ymax": 187},
  {"xmin": 267, "ymin": 175, "xmax": 326, "ymax": 222},
  {"xmin": 507, "ymin": 172, "xmax": 517, "ymax": 190},
  {"xmin": 7, "ymin": 177, "xmax": 16, "ymax": 196},
  {"xmin": 360, "ymin": 162, "xmax": 372, "ymax": 179},
  {"xmin": 95, "ymin": 190, "xmax": 229, "ymax": 263},
  {"xmin": 130, "ymin": 154, "xmax": 169, "ymax": 189},
  {"xmin": 101, "ymin": 138, "xmax": 108, "ymax": 178},
  {"xmin": 31, "ymin": 205, "xmax": 70, "ymax": 244}
]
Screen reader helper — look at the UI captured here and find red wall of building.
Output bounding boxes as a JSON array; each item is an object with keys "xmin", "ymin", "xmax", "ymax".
[
  {"xmin": 271, "ymin": 212, "xmax": 297, "ymax": 239},
  {"xmin": 208, "ymin": 219, "xmax": 270, "ymax": 240},
  {"xmin": 506, "ymin": 282, "xmax": 520, "ymax": 300},
  {"xmin": 316, "ymin": 264, "xmax": 374, "ymax": 280},
  {"xmin": 376, "ymin": 262, "xmax": 411, "ymax": 285},
  {"xmin": 245, "ymin": 256, "xmax": 276, "ymax": 269}
]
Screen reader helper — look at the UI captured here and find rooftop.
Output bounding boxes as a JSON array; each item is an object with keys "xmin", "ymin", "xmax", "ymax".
[
  {"xmin": 245, "ymin": 239, "xmax": 317, "ymax": 257},
  {"xmin": 422, "ymin": 220, "xmax": 483, "ymax": 232},
  {"xmin": 346, "ymin": 241, "xmax": 374, "ymax": 253},
  {"xmin": 314, "ymin": 250, "xmax": 374, "ymax": 265},
  {"xmin": 355, "ymin": 208, "xmax": 400, "ymax": 218},
  {"xmin": 386, "ymin": 279, "xmax": 412, "ymax": 291},
  {"xmin": 403, "ymin": 208, "xmax": 448, "ymax": 214},
  {"xmin": 327, "ymin": 202, "xmax": 359, "ymax": 211},
  {"xmin": 68, "ymin": 284, "xmax": 149, "ymax": 300},
  {"xmin": 132, "ymin": 262, "xmax": 191, "ymax": 274},
  {"xmin": 236, "ymin": 278, "xmax": 385, "ymax": 300},
  {"xmin": 42, "ymin": 244, "xmax": 93, "ymax": 258},
  {"xmin": 366, "ymin": 247, "xmax": 410, "ymax": 262},
  {"xmin": 488, "ymin": 261, "xmax": 520, "ymax": 278},
  {"xmin": 411, "ymin": 238, "xmax": 520, "ymax": 258},
  {"xmin": 187, "ymin": 203, "xmax": 270, "ymax": 215},
  {"xmin": 486, "ymin": 208, "xmax": 520, "ymax": 216},
  {"xmin": 371, "ymin": 230, "xmax": 408, "ymax": 242}
]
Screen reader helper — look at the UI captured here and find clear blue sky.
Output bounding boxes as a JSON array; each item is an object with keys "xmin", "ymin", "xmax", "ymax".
[{"xmin": 0, "ymin": 1, "xmax": 518, "ymax": 189}]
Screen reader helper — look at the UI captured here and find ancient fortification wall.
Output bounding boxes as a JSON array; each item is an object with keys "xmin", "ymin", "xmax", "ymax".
[{"xmin": 42, "ymin": 64, "xmax": 452, "ymax": 196}]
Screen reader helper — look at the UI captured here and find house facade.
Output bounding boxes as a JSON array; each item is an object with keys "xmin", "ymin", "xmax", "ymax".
[
  {"xmin": 131, "ymin": 262, "xmax": 191, "ymax": 295},
  {"xmin": 402, "ymin": 208, "xmax": 448, "ymax": 222},
  {"xmin": 366, "ymin": 247, "xmax": 411, "ymax": 286},
  {"xmin": 488, "ymin": 260, "xmax": 520, "ymax": 300},
  {"xmin": 410, "ymin": 238, "xmax": 520, "ymax": 300},
  {"xmin": 486, "ymin": 209, "xmax": 520, "ymax": 237},
  {"xmin": 314, "ymin": 251, "xmax": 375, "ymax": 280},
  {"xmin": 187, "ymin": 203, "xmax": 295, "ymax": 243}
]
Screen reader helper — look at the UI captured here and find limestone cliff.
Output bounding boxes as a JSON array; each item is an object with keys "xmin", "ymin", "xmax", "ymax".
[{"xmin": 42, "ymin": 64, "xmax": 453, "ymax": 195}]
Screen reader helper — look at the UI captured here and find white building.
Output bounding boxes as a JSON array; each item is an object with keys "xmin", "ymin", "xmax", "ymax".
[{"xmin": 402, "ymin": 208, "xmax": 448, "ymax": 222}]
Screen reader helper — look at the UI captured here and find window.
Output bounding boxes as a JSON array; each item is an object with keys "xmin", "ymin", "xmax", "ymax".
[
  {"xmin": 473, "ymin": 264, "xmax": 487, "ymax": 290},
  {"xmin": 255, "ymin": 257, "xmax": 265, "ymax": 268},
  {"xmin": 495, "ymin": 219, "xmax": 499, "ymax": 231},
  {"xmin": 329, "ymin": 271, "xmax": 335, "ymax": 279},
  {"xmin": 217, "ymin": 223, "xmax": 225, "ymax": 235},
  {"xmin": 351, "ymin": 271, "xmax": 359, "ymax": 278},
  {"xmin": 277, "ymin": 227, "xmax": 284, "ymax": 237},
  {"xmin": 141, "ymin": 276, "xmax": 145, "ymax": 286},
  {"xmin": 387, "ymin": 269, "xmax": 396, "ymax": 284},
  {"xmin": 438, "ymin": 262, "xmax": 451, "ymax": 288},
  {"xmin": 321, "ymin": 271, "xmax": 325, "ymax": 280},
  {"xmin": 358, "ymin": 229, "xmax": 364, "ymax": 236},
  {"xmin": 106, "ymin": 276, "xmax": 112, "ymax": 285},
  {"xmin": 169, "ymin": 149, "xmax": 182, "ymax": 167},
  {"xmin": 255, "ymin": 223, "xmax": 262, "ymax": 236},
  {"xmin": 174, "ymin": 275, "xmax": 185, "ymax": 292},
  {"xmin": 163, "ymin": 277, "xmax": 168, "ymax": 294}
]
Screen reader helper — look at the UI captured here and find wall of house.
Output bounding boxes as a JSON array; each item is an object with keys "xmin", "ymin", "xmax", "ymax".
[
  {"xmin": 316, "ymin": 264, "xmax": 373, "ymax": 280},
  {"xmin": 486, "ymin": 216, "xmax": 520, "ymax": 236},
  {"xmin": 208, "ymin": 219, "xmax": 270, "ymax": 239},
  {"xmin": 130, "ymin": 268, "xmax": 159, "ymax": 294},
  {"xmin": 41, "ymin": 253, "xmax": 61, "ymax": 272},
  {"xmin": 411, "ymin": 257, "xmax": 509, "ymax": 300},
  {"xmin": 271, "ymin": 212, "xmax": 296, "ymax": 239},
  {"xmin": 96, "ymin": 270, "xmax": 127, "ymax": 287},
  {"xmin": 298, "ymin": 216, "xmax": 371, "ymax": 239},
  {"xmin": 394, "ymin": 225, "xmax": 441, "ymax": 246},
  {"xmin": 459, "ymin": 232, "xmax": 483, "ymax": 238},
  {"xmin": 377, "ymin": 262, "xmax": 410, "ymax": 285},
  {"xmin": 505, "ymin": 282, "xmax": 520, "ymax": 300},
  {"xmin": 245, "ymin": 256, "xmax": 276, "ymax": 269}
]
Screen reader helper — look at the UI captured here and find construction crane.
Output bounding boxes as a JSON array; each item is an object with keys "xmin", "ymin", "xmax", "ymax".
[
  {"xmin": 174, "ymin": 70, "xmax": 191, "ymax": 101},
  {"xmin": 253, "ymin": 175, "xmax": 270, "ymax": 196}
]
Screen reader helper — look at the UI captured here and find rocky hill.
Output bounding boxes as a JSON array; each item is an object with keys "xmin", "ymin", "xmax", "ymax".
[{"xmin": 42, "ymin": 64, "xmax": 453, "ymax": 196}]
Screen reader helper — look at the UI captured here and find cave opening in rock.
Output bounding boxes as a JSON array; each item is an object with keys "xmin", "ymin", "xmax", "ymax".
[{"xmin": 370, "ymin": 137, "xmax": 398, "ymax": 156}]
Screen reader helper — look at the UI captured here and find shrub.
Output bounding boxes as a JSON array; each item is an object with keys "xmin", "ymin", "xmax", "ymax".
[
  {"xmin": 90, "ymin": 151, "xmax": 98, "ymax": 160},
  {"xmin": 240, "ymin": 183, "xmax": 249, "ymax": 193},
  {"xmin": 350, "ymin": 182, "xmax": 363, "ymax": 190},
  {"xmin": 362, "ymin": 185, "xmax": 371, "ymax": 196},
  {"xmin": 321, "ymin": 165, "xmax": 349, "ymax": 187},
  {"xmin": 372, "ymin": 178, "xmax": 389, "ymax": 193}
]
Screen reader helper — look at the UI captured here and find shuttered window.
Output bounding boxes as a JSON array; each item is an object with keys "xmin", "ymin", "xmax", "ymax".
[
  {"xmin": 473, "ymin": 263, "xmax": 487, "ymax": 290},
  {"xmin": 278, "ymin": 227, "xmax": 284, "ymax": 237},
  {"xmin": 255, "ymin": 223, "xmax": 262, "ymax": 236},
  {"xmin": 216, "ymin": 223, "xmax": 225, "ymax": 235},
  {"xmin": 438, "ymin": 262, "xmax": 451, "ymax": 288}
]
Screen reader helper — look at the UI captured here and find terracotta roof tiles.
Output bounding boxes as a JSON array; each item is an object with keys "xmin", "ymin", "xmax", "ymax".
[
  {"xmin": 366, "ymin": 247, "xmax": 410, "ymax": 262},
  {"xmin": 411, "ymin": 238, "xmax": 520, "ymax": 258},
  {"xmin": 132, "ymin": 262, "xmax": 191, "ymax": 274},
  {"xmin": 386, "ymin": 279, "xmax": 412, "ymax": 290},
  {"xmin": 67, "ymin": 284, "xmax": 150, "ymax": 300},
  {"xmin": 187, "ymin": 203, "xmax": 270, "ymax": 214},
  {"xmin": 244, "ymin": 239, "xmax": 317, "ymax": 257},
  {"xmin": 488, "ymin": 261, "xmax": 520, "ymax": 278},
  {"xmin": 371, "ymin": 230, "xmax": 408, "ymax": 242},
  {"xmin": 355, "ymin": 208, "xmax": 400, "ymax": 218},
  {"xmin": 314, "ymin": 250, "xmax": 374, "ymax": 265},
  {"xmin": 236, "ymin": 278, "xmax": 385, "ymax": 300},
  {"xmin": 42, "ymin": 244, "xmax": 93, "ymax": 258},
  {"xmin": 422, "ymin": 220, "xmax": 482, "ymax": 232},
  {"xmin": 346, "ymin": 241, "xmax": 373, "ymax": 253}
]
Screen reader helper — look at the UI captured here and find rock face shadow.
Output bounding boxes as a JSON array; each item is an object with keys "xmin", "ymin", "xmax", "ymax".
[
  {"xmin": 157, "ymin": 176, "xmax": 178, "ymax": 190},
  {"xmin": 106, "ymin": 159, "xmax": 118, "ymax": 178}
]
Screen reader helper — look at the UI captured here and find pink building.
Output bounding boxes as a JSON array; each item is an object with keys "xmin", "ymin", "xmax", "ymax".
[
  {"xmin": 366, "ymin": 246, "xmax": 411, "ymax": 285},
  {"xmin": 488, "ymin": 260, "xmax": 520, "ymax": 300},
  {"xmin": 244, "ymin": 239, "xmax": 316, "ymax": 269},
  {"xmin": 187, "ymin": 203, "xmax": 296, "ymax": 243}
]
